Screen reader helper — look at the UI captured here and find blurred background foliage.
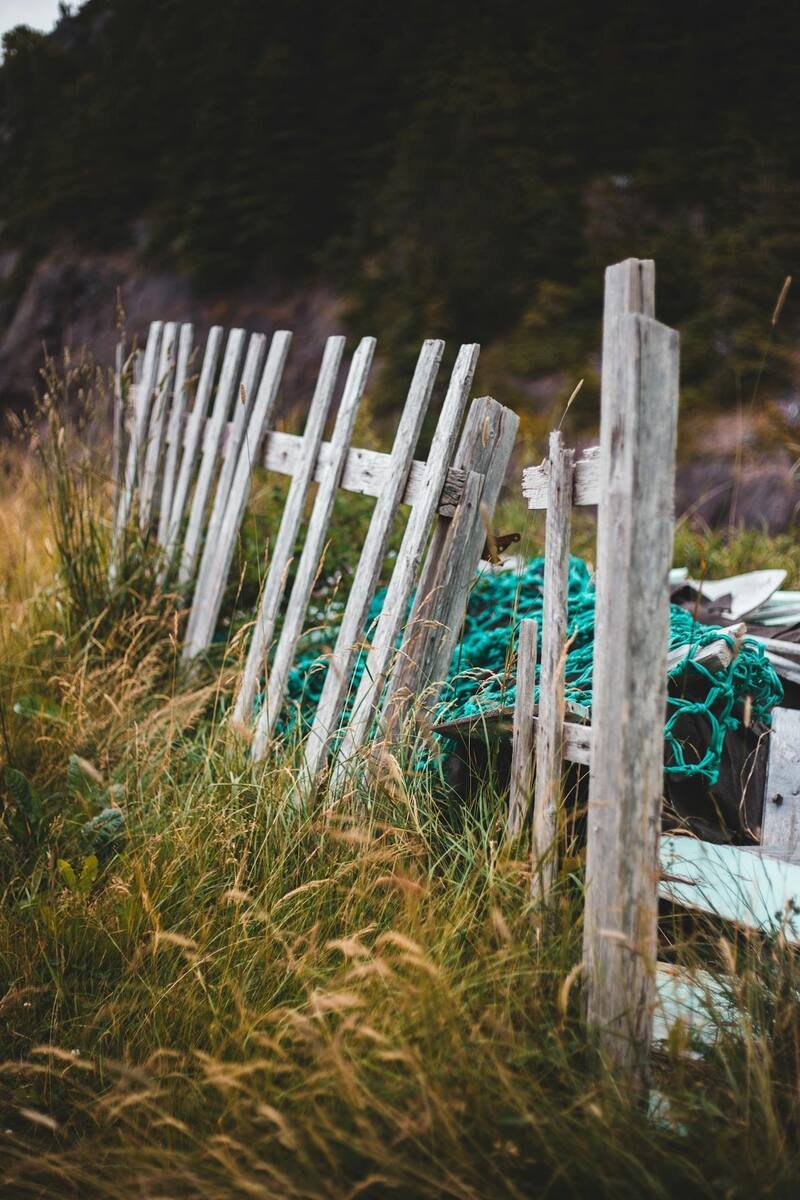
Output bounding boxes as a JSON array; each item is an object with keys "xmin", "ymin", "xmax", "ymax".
[{"xmin": 0, "ymin": 0, "xmax": 799, "ymax": 419}]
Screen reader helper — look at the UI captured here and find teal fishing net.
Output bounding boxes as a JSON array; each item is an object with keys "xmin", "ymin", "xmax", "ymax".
[{"xmin": 279, "ymin": 556, "xmax": 783, "ymax": 785}]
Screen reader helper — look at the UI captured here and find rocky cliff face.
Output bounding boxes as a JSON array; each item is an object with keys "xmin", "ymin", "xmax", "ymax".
[
  {"xmin": 2, "ymin": 245, "xmax": 798, "ymax": 532},
  {"xmin": 0, "ymin": 244, "xmax": 345, "ymax": 418}
]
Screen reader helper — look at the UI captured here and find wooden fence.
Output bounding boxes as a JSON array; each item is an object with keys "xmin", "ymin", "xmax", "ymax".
[
  {"xmin": 509, "ymin": 258, "xmax": 800, "ymax": 1086},
  {"xmin": 111, "ymin": 258, "xmax": 800, "ymax": 1092},
  {"xmin": 111, "ymin": 323, "xmax": 517, "ymax": 800}
]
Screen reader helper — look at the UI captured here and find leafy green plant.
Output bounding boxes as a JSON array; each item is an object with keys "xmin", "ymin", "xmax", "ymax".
[{"xmin": 56, "ymin": 854, "xmax": 98, "ymax": 896}]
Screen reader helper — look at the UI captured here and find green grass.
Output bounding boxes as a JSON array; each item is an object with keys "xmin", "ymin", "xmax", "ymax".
[{"xmin": 2, "ymin": 412, "xmax": 800, "ymax": 1198}]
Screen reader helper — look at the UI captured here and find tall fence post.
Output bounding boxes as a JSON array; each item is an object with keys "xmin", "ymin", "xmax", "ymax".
[
  {"xmin": 508, "ymin": 618, "xmax": 538, "ymax": 836},
  {"xmin": 582, "ymin": 258, "xmax": 679, "ymax": 1087},
  {"xmin": 531, "ymin": 430, "xmax": 573, "ymax": 892}
]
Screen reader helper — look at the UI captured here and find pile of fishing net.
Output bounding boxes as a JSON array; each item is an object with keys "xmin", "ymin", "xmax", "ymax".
[{"xmin": 280, "ymin": 556, "xmax": 783, "ymax": 785}]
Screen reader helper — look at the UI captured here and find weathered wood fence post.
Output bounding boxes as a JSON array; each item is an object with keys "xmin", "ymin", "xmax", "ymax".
[
  {"xmin": 582, "ymin": 259, "xmax": 679, "ymax": 1086},
  {"xmin": 531, "ymin": 430, "xmax": 573, "ymax": 891},
  {"xmin": 380, "ymin": 395, "xmax": 519, "ymax": 738},
  {"xmin": 508, "ymin": 618, "xmax": 538, "ymax": 836}
]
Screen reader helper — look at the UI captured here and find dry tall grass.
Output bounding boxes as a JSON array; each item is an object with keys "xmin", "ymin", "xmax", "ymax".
[{"xmin": 2, "ymin": 403, "xmax": 800, "ymax": 1198}]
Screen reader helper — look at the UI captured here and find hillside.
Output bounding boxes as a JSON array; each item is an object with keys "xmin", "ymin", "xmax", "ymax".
[{"xmin": 1, "ymin": 1, "xmax": 799, "ymax": 523}]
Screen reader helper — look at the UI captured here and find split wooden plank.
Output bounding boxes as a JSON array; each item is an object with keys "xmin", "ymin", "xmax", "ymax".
[
  {"xmin": 666, "ymin": 624, "xmax": 745, "ymax": 674},
  {"xmin": 760, "ymin": 707, "xmax": 800, "ymax": 862},
  {"xmin": 660, "ymin": 835, "xmax": 800, "ymax": 945},
  {"xmin": 299, "ymin": 339, "xmax": 445, "ymax": 795},
  {"xmin": 178, "ymin": 328, "xmax": 247, "ymax": 588},
  {"xmin": 332, "ymin": 343, "xmax": 480, "ymax": 775},
  {"xmin": 183, "ymin": 332, "xmax": 268, "ymax": 650},
  {"xmin": 221, "ymin": 427, "xmax": 467, "ymax": 514},
  {"xmin": 163, "ymin": 325, "xmax": 224, "ymax": 575},
  {"xmin": 251, "ymin": 337, "xmax": 376, "ymax": 760},
  {"xmin": 532, "ymin": 431, "xmax": 574, "ymax": 895},
  {"xmin": 605, "ymin": 256, "xmax": 656, "ymax": 322},
  {"xmin": 382, "ymin": 395, "xmax": 520, "ymax": 735},
  {"xmin": 183, "ymin": 330, "xmax": 291, "ymax": 660},
  {"xmin": 522, "ymin": 448, "xmax": 600, "ymax": 509},
  {"xmin": 157, "ymin": 324, "xmax": 194, "ymax": 548},
  {"xmin": 232, "ymin": 335, "xmax": 346, "ymax": 725},
  {"xmin": 111, "ymin": 321, "xmax": 163, "ymax": 574},
  {"xmin": 583, "ymin": 258, "xmax": 678, "ymax": 1088},
  {"xmin": 508, "ymin": 619, "xmax": 539, "ymax": 836},
  {"xmin": 139, "ymin": 322, "xmax": 179, "ymax": 533}
]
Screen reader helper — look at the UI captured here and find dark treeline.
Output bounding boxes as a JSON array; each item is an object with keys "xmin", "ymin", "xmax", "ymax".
[{"xmin": 1, "ymin": 0, "xmax": 799, "ymax": 413}]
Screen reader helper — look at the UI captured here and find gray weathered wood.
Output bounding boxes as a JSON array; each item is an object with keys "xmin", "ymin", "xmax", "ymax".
[
  {"xmin": 163, "ymin": 325, "xmax": 224, "ymax": 574},
  {"xmin": 197, "ymin": 333, "xmax": 266, "ymax": 560},
  {"xmin": 232, "ymin": 335, "xmax": 346, "ymax": 725},
  {"xmin": 183, "ymin": 330, "xmax": 291, "ymax": 660},
  {"xmin": 112, "ymin": 342, "xmax": 125, "ymax": 516},
  {"xmin": 221, "ymin": 427, "xmax": 467, "ymax": 513},
  {"xmin": 532, "ymin": 431, "xmax": 574, "ymax": 894},
  {"xmin": 299, "ymin": 339, "xmax": 445, "ymax": 795},
  {"xmin": 582, "ymin": 298, "xmax": 678, "ymax": 1087},
  {"xmin": 603, "ymin": 256, "xmax": 655, "ymax": 324},
  {"xmin": 251, "ymin": 337, "xmax": 377, "ymax": 760},
  {"xmin": 522, "ymin": 448, "xmax": 600, "ymax": 509},
  {"xmin": 332, "ymin": 343, "xmax": 479, "ymax": 775},
  {"xmin": 761, "ymin": 707, "xmax": 800, "ymax": 862},
  {"xmin": 508, "ymin": 618, "xmax": 538, "ymax": 837},
  {"xmin": 183, "ymin": 333, "xmax": 268, "ymax": 650},
  {"xmin": 139, "ymin": 322, "xmax": 179, "ymax": 533},
  {"xmin": 382, "ymin": 396, "xmax": 520, "ymax": 736},
  {"xmin": 178, "ymin": 328, "xmax": 246, "ymax": 588},
  {"xmin": 111, "ymin": 321, "xmax": 163, "ymax": 576},
  {"xmin": 157, "ymin": 324, "xmax": 194, "ymax": 548}
]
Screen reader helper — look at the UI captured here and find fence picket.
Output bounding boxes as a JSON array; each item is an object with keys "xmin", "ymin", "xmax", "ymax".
[
  {"xmin": 232, "ymin": 335, "xmax": 346, "ymax": 725},
  {"xmin": 332, "ymin": 342, "xmax": 479, "ymax": 775},
  {"xmin": 299, "ymin": 339, "xmax": 444, "ymax": 796},
  {"xmin": 251, "ymin": 336, "xmax": 376, "ymax": 760},
  {"xmin": 112, "ymin": 342, "xmax": 124, "ymax": 516},
  {"xmin": 183, "ymin": 333, "xmax": 267, "ymax": 649},
  {"xmin": 178, "ymin": 328, "xmax": 246, "ymax": 587},
  {"xmin": 382, "ymin": 395, "xmax": 519, "ymax": 734},
  {"xmin": 157, "ymin": 324, "xmax": 194, "ymax": 547},
  {"xmin": 139, "ymin": 322, "xmax": 179, "ymax": 532},
  {"xmin": 183, "ymin": 331, "xmax": 291, "ymax": 660},
  {"xmin": 164, "ymin": 326, "xmax": 224, "ymax": 574},
  {"xmin": 111, "ymin": 321, "xmax": 163, "ymax": 574}
]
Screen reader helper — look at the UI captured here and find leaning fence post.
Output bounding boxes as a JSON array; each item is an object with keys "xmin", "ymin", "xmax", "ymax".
[
  {"xmin": 582, "ymin": 262, "xmax": 679, "ymax": 1086},
  {"xmin": 381, "ymin": 395, "xmax": 519, "ymax": 736},
  {"xmin": 531, "ymin": 430, "xmax": 573, "ymax": 892},
  {"xmin": 508, "ymin": 618, "xmax": 538, "ymax": 837}
]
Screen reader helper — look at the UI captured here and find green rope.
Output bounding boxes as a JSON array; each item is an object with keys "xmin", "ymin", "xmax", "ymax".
[{"xmin": 276, "ymin": 556, "xmax": 782, "ymax": 785}]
